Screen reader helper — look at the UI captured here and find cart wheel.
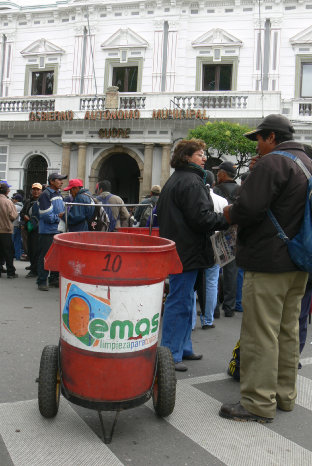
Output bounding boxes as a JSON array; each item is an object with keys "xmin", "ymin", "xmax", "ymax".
[
  {"xmin": 152, "ymin": 346, "xmax": 176, "ymax": 417},
  {"xmin": 38, "ymin": 345, "xmax": 60, "ymax": 418}
]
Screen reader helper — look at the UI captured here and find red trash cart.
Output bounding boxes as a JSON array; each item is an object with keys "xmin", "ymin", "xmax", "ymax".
[{"xmin": 37, "ymin": 232, "xmax": 182, "ymax": 443}]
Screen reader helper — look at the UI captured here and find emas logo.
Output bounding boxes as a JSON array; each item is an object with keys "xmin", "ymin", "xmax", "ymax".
[
  {"xmin": 62, "ymin": 283, "xmax": 111, "ymax": 347},
  {"xmin": 62, "ymin": 283, "xmax": 160, "ymax": 350}
]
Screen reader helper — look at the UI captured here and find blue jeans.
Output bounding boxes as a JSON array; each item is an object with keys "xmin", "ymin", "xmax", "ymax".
[
  {"xmin": 192, "ymin": 291, "xmax": 197, "ymax": 330},
  {"xmin": 13, "ymin": 226, "xmax": 22, "ymax": 260},
  {"xmin": 200, "ymin": 264, "xmax": 220, "ymax": 326},
  {"xmin": 235, "ymin": 268, "xmax": 244, "ymax": 312},
  {"xmin": 161, "ymin": 270, "xmax": 198, "ymax": 363}
]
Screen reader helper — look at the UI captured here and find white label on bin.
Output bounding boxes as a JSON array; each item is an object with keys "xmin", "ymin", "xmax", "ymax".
[{"xmin": 60, "ymin": 278, "xmax": 164, "ymax": 353}]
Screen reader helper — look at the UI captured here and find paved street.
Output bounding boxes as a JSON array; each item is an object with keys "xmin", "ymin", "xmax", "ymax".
[{"xmin": 1, "ymin": 261, "xmax": 312, "ymax": 466}]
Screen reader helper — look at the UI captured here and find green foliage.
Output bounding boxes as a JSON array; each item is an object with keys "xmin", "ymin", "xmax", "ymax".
[{"xmin": 188, "ymin": 121, "xmax": 257, "ymax": 173}]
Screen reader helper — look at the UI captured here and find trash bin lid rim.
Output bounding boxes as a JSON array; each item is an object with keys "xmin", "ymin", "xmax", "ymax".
[{"xmin": 54, "ymin": 232, "xmax": 177, "ymax": 252}]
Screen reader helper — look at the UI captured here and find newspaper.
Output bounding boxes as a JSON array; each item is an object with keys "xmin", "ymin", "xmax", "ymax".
[{"xmin": 210, "ymin": 225, "xmax": 237, "ymax": 267}]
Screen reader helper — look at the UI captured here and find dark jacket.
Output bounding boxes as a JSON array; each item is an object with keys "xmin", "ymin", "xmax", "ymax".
[
  {"xmin": 20, "ymin": 197, "xmax": 40, "ymax": 232},
  {"xmin": 157, "ymin": 165, "xmax": 228, "ymax": 272},
  {"xmin": 213, "ymin": 180, "xmax": 239, "ymax": 203},
  {"xmin": 67, "ymin": 189, "xmax": 95, "ymax": 232},
  {"xmin": 230, "ymin": 141, "xmax": 312, "ymax": 272}
]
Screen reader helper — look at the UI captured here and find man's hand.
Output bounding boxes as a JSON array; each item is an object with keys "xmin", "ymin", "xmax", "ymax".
[
  {"xmin": 249, "ymin": 155, "xmax": 261, "ymax": 170},
  {"xmin": 24, "ymin": 215, "xmax": 30, "ymax": 221},
  {"xmin": 58, "ymin": 212, "xmax": 65, "ymax": 218},
  {"xmin": 223, "ymin": 205, "xmax": 232, "ymax": 224}
]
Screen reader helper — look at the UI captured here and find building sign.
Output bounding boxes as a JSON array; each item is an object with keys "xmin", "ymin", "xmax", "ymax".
[
  {"xmin": 29, "ymin": 111, "xmax": 74, "ymax": 121},
  {"xmin": 29, "ymin": 108, "xmax": 209, "ymax": 122},
  {"xmin": 152, "ymin": 109, "xmax": 209, "ymax": 120},
  {"xmin": 98, "ymin": 128, "xmax": 130, "ymax": 138},
  {"xmin": 85, "ymin": 110, "xmax": 140, "ymax": 120}
]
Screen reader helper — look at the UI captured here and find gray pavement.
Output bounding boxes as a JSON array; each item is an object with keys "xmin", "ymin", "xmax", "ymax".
[{"xmin": 1, "ymin": 260, "xmax": 312, "ymax": 466}]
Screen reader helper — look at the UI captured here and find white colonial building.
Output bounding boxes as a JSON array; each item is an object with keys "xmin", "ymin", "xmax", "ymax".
[{"xmin": 0, "ymin": 0, "xmax": 312, "ymax": 200}]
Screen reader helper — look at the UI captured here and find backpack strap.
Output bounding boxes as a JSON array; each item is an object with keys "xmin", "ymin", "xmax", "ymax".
[
  {"xmin": 267, "ymin": 150, "xmax": 311, "ymax": 243},
  {"xmin": 271, "ymin": 150, "xmax": 311, "ymax": 180}
]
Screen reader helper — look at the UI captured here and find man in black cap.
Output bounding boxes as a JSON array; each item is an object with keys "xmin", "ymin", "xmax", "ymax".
[
  {"xmin": 213, "ymin": 161, "xmax": 239, "ymax": 202},
  {"xmin": 219, "ymin": 114, "xmax": 312, "ymax": 423},
  {"xmin": 213, "ymin": 161, "xmax": 239, "ymax": 318},
  {"xmin": 37, "ymin": 173, "xmax": 67, "ymax": 291}
]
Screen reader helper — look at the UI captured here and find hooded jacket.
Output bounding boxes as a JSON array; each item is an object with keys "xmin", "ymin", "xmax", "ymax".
[
  {"xmin": 229, "ymin": 141, "xmax": 312, "ymax": 272},
  {"xmin": 157, "ymin": 164, "xmax": 228, "ymax": 271}
]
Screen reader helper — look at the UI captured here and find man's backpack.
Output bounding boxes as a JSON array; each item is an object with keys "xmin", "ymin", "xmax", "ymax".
[
  {"xmin": 139, "ymin": 199, "xmax": 157, "ymax": 227},
  {"xmin": 267, "ymin": 150, "xmax": 312, "ymax": 273},
  {"xmin": 85, "ymin": 193, "xmax": 110, "ymax": 232},
  {"xmin": 97, "ymin": 194, "xmax": 118, "ymax": 232}
]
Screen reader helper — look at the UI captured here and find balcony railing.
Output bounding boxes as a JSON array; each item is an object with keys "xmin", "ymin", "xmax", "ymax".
[
  {"xmin": 0, "ymin": 91, "xmax": 286, "ymax": 121},
  {"xmin": 80, "ymin": 96, "xmax": 105, "ymax": 111},
  {"xmin": 173, "ymin": 94, "xmax": 248, "ymax": 109},
  {"xmin": 299, "ymin": 102, "xmax": 312, "ymax": 117},
  {"xmin": 0, "ymin": 99, "xmax": 55, "ymax": 112},
  {"xmin": 119, "ymin": 96, "xmax": 146, "ymax": 109}
]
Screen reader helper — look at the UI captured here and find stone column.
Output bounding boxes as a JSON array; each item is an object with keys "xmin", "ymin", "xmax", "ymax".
[
  {"xmin": 61, "ymin": 143, "xmax": 71, "ymax": 188},
  {"xmin": 77, "ymin": 143, "xmax": 88, "ymax": 183},
  {"xmin": 141, "ymin": 144, "xmax": 154, "ymax": 198},
  {"xmin": 160, "ymin": 144, "xmax": 172, "ymax": 187}
]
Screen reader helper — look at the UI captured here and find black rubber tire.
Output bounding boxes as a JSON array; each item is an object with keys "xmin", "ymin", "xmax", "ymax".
[
  {"xmin": 38, "ymin": 345, "xmax": 60, "ymax": 418},
  {"xmin": 152, "ymin": 346, "xmax": 176, "ymax": 417}
]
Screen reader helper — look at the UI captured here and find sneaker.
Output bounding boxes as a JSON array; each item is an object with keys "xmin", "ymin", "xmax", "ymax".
[
  {"xmin": 202, "ymin": 324, "xmax": 215, "ymax": 329},
  {"xmin": 25, "ymin": 266, "xmax": 31, "ymax": 270},
  {"xmin": 224, "ymin": 310, "xmax": 235, "ymax": 317},
  {"xmin": 183, "ymin": 353, "xmax": 203, "ymax": 360},
  {"xmin": 174, "ymin": 362, "xmax": 188, "ymax": 372},
  {"xmin": 7, "ymin": 274, "xmax": 18, "ymax": 279},
  {"xmin": 38, "ymin": 284, "xmax": 49, "ymax": 291},
  {"xmin": 219, "ymin": 402, "xmax": 273, "ymax": 423},
  {"xmin": 26, "ymin": 271, "xmax": 37, "ymax": 278}
]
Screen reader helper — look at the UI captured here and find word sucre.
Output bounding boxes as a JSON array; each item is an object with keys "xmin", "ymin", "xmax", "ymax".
[{"xmin": 98, "ymin": 128, "xmax": 130, "ymax": 139}]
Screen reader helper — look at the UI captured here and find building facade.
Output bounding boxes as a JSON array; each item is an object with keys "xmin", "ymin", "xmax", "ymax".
[{"xmin": 0, "ymin": 0, "xmax": 312, "ymax": 199}]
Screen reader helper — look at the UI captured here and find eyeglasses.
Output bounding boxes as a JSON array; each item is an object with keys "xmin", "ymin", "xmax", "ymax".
[{"xmin": 193, "ymin": 152, "xmax": 208, "ymax": 159}]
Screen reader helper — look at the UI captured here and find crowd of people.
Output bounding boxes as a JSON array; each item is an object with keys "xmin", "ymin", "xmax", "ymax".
[{"xmin": 0, "ymin": 113, "xmax": 311, "ymax": 425}]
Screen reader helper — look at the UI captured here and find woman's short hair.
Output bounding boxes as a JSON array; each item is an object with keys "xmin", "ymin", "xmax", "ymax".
[
  {"xmin": 171, "ymin": 139, "xmax": 206, "ymax": 169},
  {"xmin": 0, "ymin": 183, "xmax": 9, "ymax": 195}
]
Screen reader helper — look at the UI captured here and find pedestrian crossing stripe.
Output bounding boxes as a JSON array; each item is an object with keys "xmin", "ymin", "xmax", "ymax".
[{"xmin": 1, "ymin": 358, "xmax": 311, "ymax": 466}]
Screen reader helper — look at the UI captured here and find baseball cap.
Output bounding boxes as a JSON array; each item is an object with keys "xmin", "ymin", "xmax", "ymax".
[
  {"xmin": 63, "ymin": 178, "xmax": 84, "ymax": 191},
  {"xmin": 244, "ymin": 114, "xmax": 295, "ymax": 141},
  {"xmin": 212, "ymin": 161, "xmax": 237, "ymax": 177},
  {"xmin": 0, "ymin": 180, "xmax": 11, "ymax": 187},
  {"xmin": 12, "ymin": 193, "xmax": 23, "ymax": 202},
  {"xmin": 32, "ymin": 182, "xmax": 42, "ymax": 189},
  {"xmin": 151, "ymin": 184, "xmax": 161, "ymax": 195},
  {"xmin": 48, "ymin": 173, "xmax": 67, "ymax": 182}
]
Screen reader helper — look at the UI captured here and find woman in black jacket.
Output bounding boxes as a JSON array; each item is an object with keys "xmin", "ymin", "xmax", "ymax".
[{"xmin": 157, "ymin": 139, "xmax": 228, "ymax": 371}]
